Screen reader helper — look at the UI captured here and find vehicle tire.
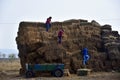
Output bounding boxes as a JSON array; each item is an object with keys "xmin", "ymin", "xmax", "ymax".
[
  {"xmin": 26, "ymin": 71, "xmax": 35, "ymax": 78},
  {"xmin": 53, "ymin": 69, "xmax": 63, "ymax": 77}
]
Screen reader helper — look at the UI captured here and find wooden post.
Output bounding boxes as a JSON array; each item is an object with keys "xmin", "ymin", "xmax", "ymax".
[{"xmin": 64, "ymin": 69, "xmax": 71, "ymax": 77}]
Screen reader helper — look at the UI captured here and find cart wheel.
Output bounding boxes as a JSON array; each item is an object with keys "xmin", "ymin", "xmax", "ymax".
[
  {"xmin": 26, "ymin": 71, "xmax": 35, "ymax": 78},
  {"xmin": 53, "ymin": 69, "xmax": 63, "ymax": 77}
]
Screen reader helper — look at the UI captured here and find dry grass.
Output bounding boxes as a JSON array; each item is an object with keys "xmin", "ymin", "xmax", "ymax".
[
  {"xmin": 0, "ymin": 59, "xmax": 120, "ymax": 80},
  {"xmin": 0, "ymin": 59, "xmax": 21, "ymax": 71}
]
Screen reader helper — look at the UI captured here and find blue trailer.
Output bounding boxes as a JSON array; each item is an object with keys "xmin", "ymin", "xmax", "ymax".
[{"xmin": 25, "ymin": 63, "xmax": 64, "ymax": 78}]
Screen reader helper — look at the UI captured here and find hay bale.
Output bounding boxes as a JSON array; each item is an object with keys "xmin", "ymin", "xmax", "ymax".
[
  {"xmin": 77, "ymin": 69, "xmax": 91, "ymax": 76},
  {"xmin": 64, "ymin": 69, "xmax": 71, "ymax": 77}
]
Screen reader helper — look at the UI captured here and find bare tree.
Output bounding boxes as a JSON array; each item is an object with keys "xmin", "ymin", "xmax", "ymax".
[
  {"xmin": 8, "ymin": 53, "xmax": 16, "ymax": 62},
  {"xmin": 2, "ymin": 53, "xmax": 6, "ymax": 58}
]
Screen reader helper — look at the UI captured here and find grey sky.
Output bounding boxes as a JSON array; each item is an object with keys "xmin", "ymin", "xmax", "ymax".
[{"xmin": 0, "ymin": 0, "xmax": 120, "ymax": 50}]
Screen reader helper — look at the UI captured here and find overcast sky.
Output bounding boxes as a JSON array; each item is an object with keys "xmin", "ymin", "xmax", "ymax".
[{"xmin": 0, "ymin": 0, "xmax": 120, "ymax": 50}]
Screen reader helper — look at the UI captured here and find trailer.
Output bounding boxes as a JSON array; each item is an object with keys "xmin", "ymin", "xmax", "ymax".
[{"xmin": 25, "ymin": 63, "xmax": 64, "ymax": 78}]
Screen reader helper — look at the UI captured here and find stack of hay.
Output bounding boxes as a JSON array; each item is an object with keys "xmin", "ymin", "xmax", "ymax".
[{"xmin": 16, "ymin": 19, "xmax": 120, "ymax": 75}]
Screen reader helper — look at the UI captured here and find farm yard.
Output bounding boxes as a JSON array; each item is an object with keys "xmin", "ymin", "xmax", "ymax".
[
  {"xmin": 1, "ymin": 20, "xmax": 120, "ymax": 80},
  {"xmin": 1, "ymin": 0, "xmax": 120, "ymax": 80}
]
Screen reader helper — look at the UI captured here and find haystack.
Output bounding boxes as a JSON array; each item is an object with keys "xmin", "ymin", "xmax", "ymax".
[{"xmin": 16, "ymin": 19, "xmax": 120, "ymax": 75}]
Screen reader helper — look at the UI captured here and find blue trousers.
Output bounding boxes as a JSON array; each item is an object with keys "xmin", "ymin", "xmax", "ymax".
[
  {"xmin": 58, "ymin": 36, "xmax": 62, "ymax": 44},
  {"xmin": 46, "ymin": 23, "xmax": 51, "ymax": 31},
  {"xmin": 83, "ymin": 55, "xmax": 90, "ymax": 65}
]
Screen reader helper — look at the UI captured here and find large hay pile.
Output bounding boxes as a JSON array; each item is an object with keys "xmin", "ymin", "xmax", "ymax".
[{"xmin": 16, "ymin": 19, "xmax": 120, "ymax": 75}]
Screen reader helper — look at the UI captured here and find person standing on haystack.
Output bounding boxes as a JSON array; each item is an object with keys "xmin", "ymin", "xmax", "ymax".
[
  {"xmin": 58, "ymin": 28, "xmax": 64, "ymax": 44},
  {"xmin": 82, "ymin": 48, "xmax": 90, "ymax": 65},
  {"xmin": 45, "ymin": 16, "xmax": 52, "ymax": 32}
]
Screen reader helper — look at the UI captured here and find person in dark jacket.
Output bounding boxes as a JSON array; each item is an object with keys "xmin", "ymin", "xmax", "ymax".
[
  {"xmin": 58, "ymin": 28, "xmax": 64, "ymax": 44},
  {"xmin": 45, "ymin": 16, "xmax": 52, "ymax": 32}
]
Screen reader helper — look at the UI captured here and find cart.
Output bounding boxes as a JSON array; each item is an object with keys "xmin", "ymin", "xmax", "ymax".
[{"xmin": 25, "ymin": 63, "xmax": 64, "ymax": 78}]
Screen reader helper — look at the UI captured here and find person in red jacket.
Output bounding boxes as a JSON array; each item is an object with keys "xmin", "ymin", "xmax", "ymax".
[
  {"xmin": 45, "ymin": 16, "xmax": 52, "ymax": 32},
  {"xmin": 58, "ymin": 28, "xmax": 64, "ymax": 44}
]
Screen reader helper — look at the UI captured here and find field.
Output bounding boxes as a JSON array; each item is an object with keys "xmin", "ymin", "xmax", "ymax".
[
  {"xmin": 0, "ymin": 59, "xmax": 120, "ymax": 80},
  {"xmin": 0, "ymin": 59, "xmax": 21, "ymax": 71}
]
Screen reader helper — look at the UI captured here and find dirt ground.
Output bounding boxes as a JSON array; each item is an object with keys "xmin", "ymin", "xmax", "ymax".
[
  {"xmin": 0, "ymin": 70, "xmax": 120, "ymax": 80},
  {"xmin": 0, "ymin": 59, "xmax": 120, "ymax": 80}
]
